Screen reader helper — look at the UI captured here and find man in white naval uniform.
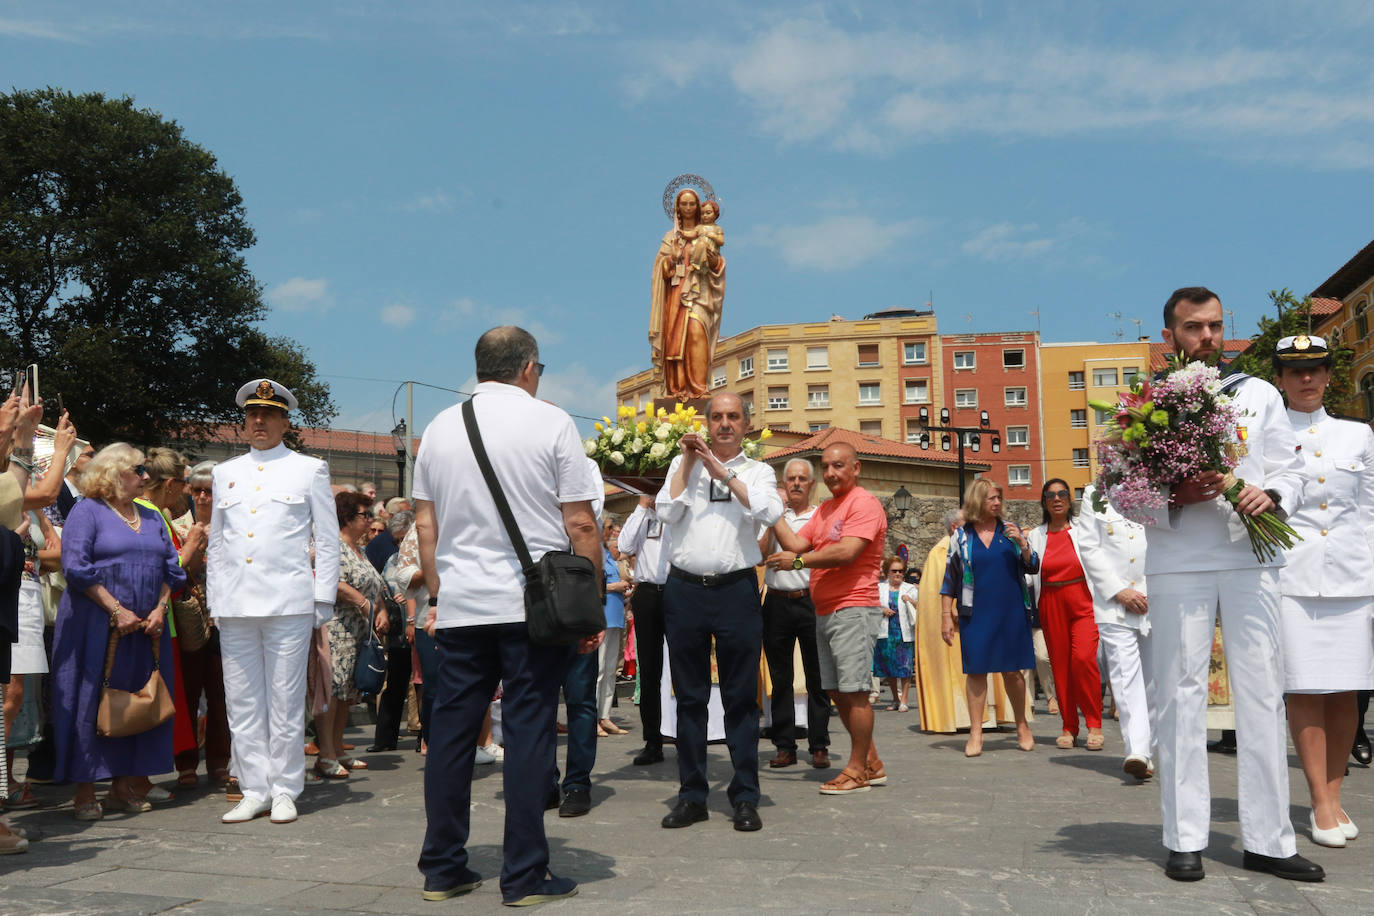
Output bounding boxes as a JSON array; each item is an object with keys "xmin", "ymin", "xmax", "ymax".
[
  {"xmin": 1135, "ymin": 288, "xmax": 1320, "ymax": 882},
  {"xmin": 208, "ymin": 379, "xmax": 340, "ymax": 825},
  {"xmin": 1076, "ymin": 483, "xmax": 1154, "ymax": 780}
]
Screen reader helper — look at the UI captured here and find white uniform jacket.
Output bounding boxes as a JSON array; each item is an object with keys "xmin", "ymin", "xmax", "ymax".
[
  {"xmin": 877, "ymin": 580, "xmax": 917, "ymax": 642},
  {"xmin": 1141, "ymin": 374, "xmax": 1305, "ymax": 574},
  {"xmin": 1279, "ymin": 407, "xmax": 1374, "ymax": 597},
  {"xmin": 207, "ymin": 443, "xmax": 340, "ymax": 620},
  {"xmin": 1075, "ymin": 484, "xmax": 1150, "ymax": 633}
]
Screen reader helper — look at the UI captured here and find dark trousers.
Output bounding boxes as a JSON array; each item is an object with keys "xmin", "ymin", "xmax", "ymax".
[
  {"xmin": 373, "ymin": 640, "xmax": 414, "ymax": 747},
  {"xmin": 761, "ymin": 591, "xmax": 830, "ymax": 753},
  {"xmin": 664, "ymin": 575, "xmax": 762, "ymax": 806},
  {"xmin": 414, "ymin": 629, "xmax": 440, "ymax": 745},
  {"xmin": 173, "ymin": 632, "xmax": 232, "ymax": 774},
  {"xmin": 418, "ymin": 624, "xmax": 573, "ymax": 900},
  {"xmin": 632, "ymin": 583, "xmax": 666, "ymax": 748},
  {"xmin": 561, "ymin": 649, "xmax": 598, "ymax": 791}
]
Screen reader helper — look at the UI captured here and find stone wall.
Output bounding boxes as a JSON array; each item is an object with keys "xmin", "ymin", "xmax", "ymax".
[{"xmin": 882, "ymin": 496, "xmax": 1043, "ymax": 578}]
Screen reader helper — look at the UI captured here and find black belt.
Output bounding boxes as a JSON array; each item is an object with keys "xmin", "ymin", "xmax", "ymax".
[
  {"xmin": 669, "ymin": 566, "xmax": 754, "ymax": 588},
  {"xmin": 635, "ymin": 582, "xmax": 666, "ymax": 591}
]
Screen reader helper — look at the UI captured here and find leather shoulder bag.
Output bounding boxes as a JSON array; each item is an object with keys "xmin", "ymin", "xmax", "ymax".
[{"xmin": 96, "ymin": 629, "xmax": 176, "ymax": 738}]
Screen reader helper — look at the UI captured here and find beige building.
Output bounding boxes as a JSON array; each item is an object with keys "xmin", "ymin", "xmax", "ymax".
[{"xmin": 616, "ymin": 309, "xmax": 941, "ymax": 440}]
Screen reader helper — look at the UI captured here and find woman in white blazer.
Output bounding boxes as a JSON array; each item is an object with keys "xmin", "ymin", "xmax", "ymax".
[
  {"xmin": 875, "ymin": 555, "xmax": 918, "ymax": 711},
  {"xmin": 1026, "ymin": 478, "xmax": 1104, "ymax": 751}
]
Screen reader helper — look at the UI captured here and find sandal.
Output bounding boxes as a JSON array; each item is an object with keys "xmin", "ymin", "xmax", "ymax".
[
  {"xmin": 339, "ymin": 756, "xmax": 368, "ymax": 770},
  {"xmin": 211, "ymin": 768, "xmax": 232, "ymax": 788},
  {"xmin": 6, "ymin": 783, "xmax": 38, "ymax": 809},
  {"xmin": 104, "ymin": 793, "xmax": 152, "ymax": 814},
  {"xmin": 819, "ymin": 769, "xmax": 871, "ymax": 795},
  {"xmin": 224, "ymin": 778, "xmax": 243, "ymax": 802},
  {"xmin": 73, "ymin": 798, "xmax": 103, "ymax": 821},
  {"xmin": 1056, "ymin": 733, "xmax": 1078, "ymax": 750},
  {"xmin": 1085, "ymin": 733, "xmax": 1106, "ymax": 751},
  {"xmin": 315, "ymin": 758, "xmax": 349, "ymax": 779},
  {"xmin": 596, "ymin": 726, "xmax": 610, "ymax": 738},
  {"xmin": 177, "ymin": 771, "xmax": 200, "ymax": 788},
  {"xmin": 304, "ymin": 768, "xmax": 322, "ymax": 784}
]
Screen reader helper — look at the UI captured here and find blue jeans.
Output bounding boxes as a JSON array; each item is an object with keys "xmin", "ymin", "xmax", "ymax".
[{"xmin": 560, "ymin": 649, "xmax": 598, "ymax": 791}]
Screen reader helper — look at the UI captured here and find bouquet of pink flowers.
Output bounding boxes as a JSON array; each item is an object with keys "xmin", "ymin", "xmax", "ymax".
[{"xmin": 1089, "ymin": 357, "xmax": 1300, "ymax": 562}]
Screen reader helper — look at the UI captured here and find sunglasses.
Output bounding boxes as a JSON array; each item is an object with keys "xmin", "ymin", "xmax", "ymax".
[
  {"xmin": 534, "ymin": 361, "xmax": 546, "ymax": 377},
  {"xmin": 1044, "ymin": 490, "xmax": 1071, "ymax": 499},
  {"xmin": 130, "ymin": 464, "xmax": 149, "ymax": 477},
  {"xmin": 190, "ymin": 487, "xmax": 212, "ymax": 496}
]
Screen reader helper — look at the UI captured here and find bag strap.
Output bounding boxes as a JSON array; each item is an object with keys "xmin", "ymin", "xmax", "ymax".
[
  {"xmin": 462, "ymin": 398, "xmax": 534, "ymax": 571},
  {"xmin": 101, "ymin": 626, "xmax": 161, "ymax": 687}
]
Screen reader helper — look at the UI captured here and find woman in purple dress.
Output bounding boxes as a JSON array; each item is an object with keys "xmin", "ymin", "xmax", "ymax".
[{"xmin": 51, "ymin": 444, "xmax": 186, "ymax": 820}]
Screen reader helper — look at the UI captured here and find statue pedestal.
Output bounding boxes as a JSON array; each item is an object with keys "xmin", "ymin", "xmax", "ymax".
[{"xmin": 650, "ymin": 396, "xmax": 709, "ymax": 416}]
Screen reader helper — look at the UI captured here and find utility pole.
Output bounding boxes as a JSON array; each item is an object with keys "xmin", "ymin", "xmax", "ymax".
[
  {"xmin": 404, "ymin": 380, "xmax": 414, "ymax": 497},
  {"xmin": 915, "ymin": 407, "xmax": 1002, "ymax": 502}
]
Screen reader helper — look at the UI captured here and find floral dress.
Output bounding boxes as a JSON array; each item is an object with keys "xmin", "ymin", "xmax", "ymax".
[{"xmin": 327, "ymin": 539, "xmax": 385, "ymax": 703}]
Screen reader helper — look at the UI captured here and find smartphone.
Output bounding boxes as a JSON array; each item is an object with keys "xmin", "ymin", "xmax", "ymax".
[
  {"xmin": 57, "ymin": 393, "xmax": 64, "ymax": 417},
  {"xmin": 24, "ymin": 364, "xmax": 38, "ymax": 404}
]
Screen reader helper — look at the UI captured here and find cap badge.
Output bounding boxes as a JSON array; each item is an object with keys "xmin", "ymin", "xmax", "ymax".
[
  {"xmin": 256, "ymin": 380, "xmax": 276, "ymax": 399},
  {"xmin": 1294, "ymin": 335, "xmax": 1311, "ymax": 350}
]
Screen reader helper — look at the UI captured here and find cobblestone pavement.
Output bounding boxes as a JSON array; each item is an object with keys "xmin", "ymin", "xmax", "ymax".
[{"xmin": 1, "ymin": 699, "xmax": 1371, "ymax": 914}]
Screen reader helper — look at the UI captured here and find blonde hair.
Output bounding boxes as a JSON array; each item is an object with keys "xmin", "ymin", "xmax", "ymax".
[
  {"xmin": 80, "ymin": 443, "xmax": 144, "ymax": 501},
  {"xmin": 143, "ymin": 447, "xmax": 187, "ymax": 484},
  {"xmin": 961, "ymin": 478, "xmax": 1003, "ymax": 525}
]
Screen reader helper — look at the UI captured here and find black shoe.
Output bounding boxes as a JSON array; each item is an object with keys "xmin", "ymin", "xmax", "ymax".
[
  {"xmin": 732, "ymin": 801, "xmax": 762, "ymax": 832},
  {"xmin": 660, "ymin": 799, "xmax": 708, "ymax": 829},
  {"xmin": 633, "ymin": 745, "xmax": 665, "ymax": 766},
  {"xmin": 421, "ymin": 869, "xmax": 483, "ymax": 901},
  {"xmin": 502, "ymin": 872, "xmax": 578, "ymax": 907},
  {"xmin": 1164, "ymin": 850, "xmax": 1204, "ymax": 881},
  {"xmin": 1207, "ymin": 730, "xmax": 1237, "ymax": 754},
  {"xmin": 544, "ymin": 787, "xmax": 562, "ymax": 812},
  {"xmin": 1241, "ymin": 851, "xmax": 1325, "ymax": 882},
  {"xmin": 365, "ymin": 743, "xmax": 397, "ymax": 753},
  {"xmin": 558, "ymin": 788, "xmax": 591, "ymax": 818},
  {"xmin": 1353, "ymin": 729, "xmax": 1372, "ymax": 766}
]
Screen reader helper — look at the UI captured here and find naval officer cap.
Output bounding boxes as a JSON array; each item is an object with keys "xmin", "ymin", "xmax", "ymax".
[
  {"xmin": 236, "ymin": 378, "xmax": 299, "ymax": 413},
  {"xmin": 1274, "ymin": 334, "xmax": 1333, "ymax": 370}
]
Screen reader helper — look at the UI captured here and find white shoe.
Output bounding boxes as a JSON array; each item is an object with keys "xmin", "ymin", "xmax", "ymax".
[
  {"xmin": 1338, "ymin": 809, "xmax": 1359, "ymax": 840},
  {"xmin": 481, "ymin": 743, "xmax": 505, "ymax": 761},
  {"xmin": 475, "ymin": 745, "xmax": 497, "ymax": 765},
  {"xmin": 143, "ymin": 785, "xmax": 174, "ymax": 805},
  {"xmin": 221, "ymin": 797, "xmax": 271, "ymax": 824},
  {"xmin": 1310, "ymin": 813, "xmax": 1347, "ymax": 848},
  {"xmin": 270, "ymin": 795, "xmax": 297, "ymax": 824}
]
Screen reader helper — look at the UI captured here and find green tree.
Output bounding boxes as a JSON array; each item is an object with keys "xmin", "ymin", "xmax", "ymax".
[
  {"xmin": 1229, "ymin": 288, "xmax": 1353, "ymax": 413},
  {"xmin": 0, "ymin": 88, "xmax": 334, "ymax": 447}
]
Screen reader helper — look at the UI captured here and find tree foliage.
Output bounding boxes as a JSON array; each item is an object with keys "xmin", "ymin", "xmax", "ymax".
[
  {"xmin": 1229, "ymin": 288, "xmax": 1354, "ymax": 413},
  {"xmin": 0, "ymin": 87, "xmax": 334, "ymax": 447}
]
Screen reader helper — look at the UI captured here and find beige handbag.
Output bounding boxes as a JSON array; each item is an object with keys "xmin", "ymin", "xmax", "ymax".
[
  {"xmin": 95, "ymin": 629, "xmax": 176, "ymax": 738},
  {"xmin": 171, "ymin": 584, "xmax": 210, "ymax": 652}
]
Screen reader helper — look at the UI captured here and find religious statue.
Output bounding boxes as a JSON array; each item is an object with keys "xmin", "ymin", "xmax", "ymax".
[{"xmin": 649, "ymin": 174, "xmax": 726, "ymax": 399}]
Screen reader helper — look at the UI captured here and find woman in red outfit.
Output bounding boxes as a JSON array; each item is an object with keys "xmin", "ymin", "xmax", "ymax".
[{"xmin": 1026, "ymin": 479, "xmax": 1104, "ymax": 750}]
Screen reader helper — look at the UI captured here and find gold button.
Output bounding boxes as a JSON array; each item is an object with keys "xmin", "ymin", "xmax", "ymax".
[
  {"xmin": 1129, "ymin": 558, "xmax": 1135, "ymax": 563},
  {"xmin": 1315, "ymin": 451, "xmax": 1323, "ymax": 457},
  {"xmin": 246, "ymin": 557, "xmax": 253, "ymax": 563},
  {"xmin": 255, "ymin": 485, "xmax": 261, "ymax": 491},
  {"xmin": 1128, "ymin": 534, "xmax": 1134, "ymax": 540},
  {"xmin": 1320, "ymin": 502, "xmax": 1327, "ymax": 510},
  {"xmin": 1321, "ymin": 530, "xmax": 1328, "ymax": 537},
  {"xmin": 1318, "ymin": 476, "xmax": 1326, "ymax": 483},
  {"xmin": 250, "ymin": 508, "xmax": 257, "ymax": 514},
  {"xmin": 248, "ymin": 531, "xmax": 254, "ymax": 538},
  {"xmin": 257, "ymin": 464, "xmax": 264, "ymax": 471}
]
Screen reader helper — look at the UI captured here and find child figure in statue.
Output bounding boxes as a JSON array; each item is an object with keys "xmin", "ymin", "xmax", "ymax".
[{"xmin": 683, "ymin": 200, "xmax": 723, "ymax": 274}]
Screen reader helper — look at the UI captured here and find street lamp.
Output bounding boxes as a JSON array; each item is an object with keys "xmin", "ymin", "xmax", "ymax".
[
  {"xmin": 390, "ymin": 419, "xmax": 408, "ymax": 498},
  {"xmin": 891, "ymin": 485, "xmax": 913, "ymax": 513},
  {"xmin": 913, "ymin": 406, "xmax": 1002, "ymax": 502}
]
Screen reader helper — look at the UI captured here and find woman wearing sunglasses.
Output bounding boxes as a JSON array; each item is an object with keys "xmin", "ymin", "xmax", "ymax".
[{"xmin": 1026, "ymin": 478, "xmax": 1104, "ymax": 751}]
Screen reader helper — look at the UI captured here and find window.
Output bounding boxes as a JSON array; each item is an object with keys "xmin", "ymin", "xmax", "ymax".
[
  {"xmin": 1358, "ymin": 300, "xmax": 1370, "ymax": 340},
  {"xmin": 767, "ymin": 386, "xmax": 789, "ymax": 410},
  {"xmin": 953, "ymin": 351, "xmax": 976, "ymax": 370},
  {"xmin": 859, "ymin": 420, "xmax": 883, "ymax": 437},
  {"xmin": 857, "ymin": 343, "xmax": 881, "ymax": 367},
  {"xmin": 809, "ymin": 422, "xmax": 828, "ymax": 432},
  {"xmin": 858, "ymin": 382, "xmax": 881, "ymax": 405},
  {"xmin": 711, "ymin": 366, "xmax": 726, "ymax": 389},
  {"xmin": 767, "ymin": 348, "xmax": 789, "ymax": 371},
  {"xmin": 905, "ymin": 419, "xmax": 923, "ymax": 444},
  {"xmin": 903, "ymin": 341, "xmax": 928, "ymax": 365},
  {"xmin": 954, "ymin": 388, "xmax": 977, "ymax": 408},
  {"xmin": 1003, "ymin": 349, "xmax": 1025, "ymax": 369},
  {"xmin": 1072, "ymin": 448, "xmax": 1090, "ymax": 468},
  {"xmin": 1008, "ymin": 465, "xmax": 1031, "ymax": 486},
  {"xmin": 1094, "ymin": 408, "xmax": 1113, "ymax": 425},
  {"xmin": 903, "ymin": 379, "xmax": 929, "ymax": 404},
  {"xmin": 738, "ymin": 356, "xmax": 754, "ymax": 379},
  {"xmin": 1092, "ymin": 368, "xmax": 1118, "ymax": 387},
  {"xmin": 1361, "ymin": 372, "xmax": 1374, "ymax": 419},
  {"xmin": 806, "ymin": 346, "xmax": 829, "ymax": 370},
  {"xmin": 1006, "ymin": 426, "xmax": 1029, "ymax": 447},
  {"xmin": 807, "ymin": 384, "xmax": 829, "ymax": 409},
  {"xmin": 1005, "ymin": 387, "xmax": 1027, "ymax": 407},
  {"xmin": 741, "ymin": 394, "xmax": 754, "ymax": 416},
  {"xmin": 1068, "ymin": 371, "xmax": 1085, "ymax": 390},
  {"xmin": 1122, "ymin": 366, "xmax": 1140, "ymax": 384},
  {"xmin": 1070, "ymin": 409, "xmax": 1087, "ymax": 428}
]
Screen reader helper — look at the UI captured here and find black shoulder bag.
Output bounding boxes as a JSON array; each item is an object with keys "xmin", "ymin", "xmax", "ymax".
[{"xmin": 462, "ymin": 398, "xmax": 604, "ymax": 646}]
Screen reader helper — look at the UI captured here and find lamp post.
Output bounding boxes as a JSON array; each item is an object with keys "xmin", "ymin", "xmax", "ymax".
[
  {"xmin": 891, "ymin": 485, "xmax": 913, "ymax": 514},
  {"xmin": 390, "ymin": 420, "xmax": 408, "ymax": 499},
  {"xmin": 914, "ymin": 407, "xmax": 1001, "ymax": 503}
]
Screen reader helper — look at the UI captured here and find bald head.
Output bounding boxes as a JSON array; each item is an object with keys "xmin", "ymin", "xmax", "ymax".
[
  {"xmin": 820, "ymin": 442, "xmax": 860, "ymax": 496},
  {"xmin": 475, "ymin": 326, "xmax": 540, "ymax": 383},
  {"xmin": 705, "ymin": 391, "xmax": 747, "ymax": 460}
]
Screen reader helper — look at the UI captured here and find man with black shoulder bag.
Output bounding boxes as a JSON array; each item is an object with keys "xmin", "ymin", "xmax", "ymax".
[{"xmin": 412, "ymin": 326, "xmax": 603, "ymax": 907}]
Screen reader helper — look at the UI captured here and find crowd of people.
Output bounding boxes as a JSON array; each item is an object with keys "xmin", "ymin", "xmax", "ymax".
[{"xmin": 1, "ymin": 288, "xmax": 1371, "ymax": 901}]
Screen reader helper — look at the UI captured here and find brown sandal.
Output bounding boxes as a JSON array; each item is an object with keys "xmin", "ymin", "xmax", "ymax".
[
  {"xmin": 1056, "ymin": 733, "xmax": 1078, "ymax": 749},
  {"xmin": 819, "ymin": 769, "xmax": 871, "ymax": 795}
]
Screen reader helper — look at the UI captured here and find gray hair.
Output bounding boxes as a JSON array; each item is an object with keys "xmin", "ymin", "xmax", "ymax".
[
  {"xmin": 783, "ymin": 458, "xmax": 815, "ymax": 481},
  {"xmin": 188, "ymin": 460, "xmax": 217, "ymax": 487},
  {"xmin": 943, "ymin": 508, "xmax": 964, "ymax": 532},
  {"xmin": 388, "ymin": 509, "xmax": 415, "ymax": 540},
  {"xmin": 475, "ymin": 326, "xmax": 539, "ymax": 382}
]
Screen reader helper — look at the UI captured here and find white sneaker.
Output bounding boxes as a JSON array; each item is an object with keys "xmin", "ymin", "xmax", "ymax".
[
  {"xmin": 222, "ymin": 797, "xmax": 271, "ymax": 824},
  {"xmin": 475, "ymin": 745, "xmax": 497, "ymax": 765},
  {"xmin": 483, "ymin": 743, "xmax": 505, "ymax": 761},
  {"xmin": 270, "ymin": 795, "xmax": 297, "ymax": 824}
]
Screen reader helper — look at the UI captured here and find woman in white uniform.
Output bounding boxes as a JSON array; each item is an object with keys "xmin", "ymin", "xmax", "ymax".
[{"xmin": 1273, "ymin": 333, "xmax": 1374, "ymax": 848}]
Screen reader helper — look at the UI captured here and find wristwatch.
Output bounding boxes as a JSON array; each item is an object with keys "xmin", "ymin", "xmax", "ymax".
[
  {"xmin": 427, "ymin": 596, "xmax": 438, "ymax": 607},
  {"xmin": 725, "ymin": 469, "xmax": 738, "ymax": 483},
  {"xmin": 791, "ymin": 555, "xmax": 806, "ymax": 571}
]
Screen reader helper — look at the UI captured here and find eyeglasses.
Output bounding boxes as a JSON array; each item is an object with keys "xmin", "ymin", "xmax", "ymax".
[
  {"xmin": 131, "ymin": 465, "xmax": 149, "ymax": 477},
  {"xmin": 888, "ymin": 567, "xmax": 905, "ymax": 575},
  {"xmin": 352, "ymin": 511, "xmax": 374, "ymax": 520},
  {"xmin": 190, "ymin": 487, "xmax": 212, "ymax": 496},
  {"xmin": 1044, "ymin": 490, "xmax": 1071, "ymax": 500}
]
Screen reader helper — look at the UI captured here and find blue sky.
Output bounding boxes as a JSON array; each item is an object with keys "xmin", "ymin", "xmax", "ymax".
[{"xmin": 5, "ymin": 1, "xmax": 1374, "ymax": 436}]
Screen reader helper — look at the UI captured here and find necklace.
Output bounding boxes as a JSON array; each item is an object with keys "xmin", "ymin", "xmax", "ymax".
[{"xmin": 107, "ymin": 500, "xmax": 141, "ymax": 532}]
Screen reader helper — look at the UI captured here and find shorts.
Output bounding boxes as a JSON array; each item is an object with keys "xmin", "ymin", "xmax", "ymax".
[{"xmin": 816, "ymin": 606, "xmax": 881, "ymax": 693}]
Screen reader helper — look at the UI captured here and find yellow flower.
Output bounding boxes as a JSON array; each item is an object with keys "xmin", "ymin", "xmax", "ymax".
[
  {"xmin": 636, "ymin": 421, "xmax": 648, "ymax": 434},
  {"xmin": 602, "ymin": 416, "xmax": 611, "ymax": 426},
  {"xmin": 760, "ymin": 428, "xmax": 773, "ymax": 440},
  {"xmin": 657, "ymin": 408, "xmax": 668, "ymax": 418},
  {"xmin": 594, "ymin": 422, "xmax": 603, "ymax": 432}
]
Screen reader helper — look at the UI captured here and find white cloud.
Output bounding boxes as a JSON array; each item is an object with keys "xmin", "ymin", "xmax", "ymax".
[
  {"xmin": 537, "ymin": 362, "xmax": 637, "ymax": 431},
  {"xmin": 380, "ymin": 303, "xmax": 416, "ymax": 328},
  {"xmin": 0, "ymin": 18, "xmax": 80, "ymax": 41},
  {"xmin": 440, "ymin": 296, "xmax": 562, "ymax": 344},
  {"xmin": 751, "ymin": 215, "xmax": 922, "ymax": 271},
  {"xmin": 399, "ymin": 188, "xmax": 457, "ymax": 213},
  {"xmin": 268, "ymin": 276, "xmax": 334, "ymax": 312},
  {"xmin": 962, "ymin": 223, "xmax": 1056, "ymax": 262}
]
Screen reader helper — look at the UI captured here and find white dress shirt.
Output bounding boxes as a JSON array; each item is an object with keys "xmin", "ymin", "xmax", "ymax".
[
  {"xmin": 1279, "ymin": 406, "xmax": 1374, "ymax": 597},
  {"xmin": 618, "ymin": 503, "xmax": 671, "ymax": 585},
  {"xmin": 207, "ymin": 442, "xmax": 340, "ymax": 621},
  {"xmin": 1076, "ymin": 484, "xmax": 1150, "ymax": 633},
  {"xmin": 655, "ymin": 451, "xmax": 783, "ymax": 576},
  {"xmin": 412, "ymin": 382, "xmax": 602, "ymax": 628},
  {"xmin": 763, "ymin": 505, "xmax": 815, "ymax": 591}
]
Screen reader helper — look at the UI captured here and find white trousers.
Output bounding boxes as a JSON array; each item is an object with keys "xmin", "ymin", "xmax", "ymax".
[
  {"xmin": 1098, "ymin": 620, "xmax": 1154, "ymax": 761},
  {"xmin": 219, "ymin": 614, "xmax": 314, "ymax": 803},
  {"xmin": 595, "ymin": 627, "xmax": 624, "ymax": 720},
  {"xmin": 1149, "ymin": 569, "xmax": 1294, "ymax": 857}
]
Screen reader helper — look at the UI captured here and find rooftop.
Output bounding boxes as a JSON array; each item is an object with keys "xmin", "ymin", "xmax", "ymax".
[{"xmin": 762, "ymin": 426, "xmax": 992, "ymax": 471}]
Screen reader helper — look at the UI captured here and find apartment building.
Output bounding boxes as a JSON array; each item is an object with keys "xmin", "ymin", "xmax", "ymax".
[{"xmin": 1311, "ymin": 238, "xmax": 1374, "ymax": 417}]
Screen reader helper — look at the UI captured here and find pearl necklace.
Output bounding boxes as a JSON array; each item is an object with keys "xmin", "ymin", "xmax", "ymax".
[{"xmin": 107, "ymin": 500, "xmax": 142, "ymax": 532}]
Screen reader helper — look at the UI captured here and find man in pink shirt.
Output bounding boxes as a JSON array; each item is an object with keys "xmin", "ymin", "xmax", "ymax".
[{"xmin": 767, "ymin": 443, "xmax": 888, "ymax": 795}]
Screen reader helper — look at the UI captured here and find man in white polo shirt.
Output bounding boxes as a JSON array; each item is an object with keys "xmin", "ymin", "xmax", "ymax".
[
  {"xmin": 618, "ymin": 494, "xmax": 672, "ymax": 766},
  {"xmin": 413, "ymin": 326, "xmax": 603, "ymax": 907}
]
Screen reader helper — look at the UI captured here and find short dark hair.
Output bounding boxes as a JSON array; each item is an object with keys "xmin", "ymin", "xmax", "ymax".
[
  {"xmin": 335, "ymin": 490, "xmax": 372, "ymax": 527},
  {"xmin": 1163, "ymin": 287, "xmax": 1221, "ymax": 329},
  {"xmin": 475, "ymin": 326, "xmax": 539, "ymax": 383},
  {"xmin": 1040, "ymin": 477, "xmax": 1075, "ymax": 524}
]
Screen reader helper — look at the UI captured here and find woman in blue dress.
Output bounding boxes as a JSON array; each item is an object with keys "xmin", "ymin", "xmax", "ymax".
[
  {"xmin": 51, "ymin": 444, "xmax": 186, "ymax": 820},
  {"xmin": 941, "ymin": 478, "xmax": 1038, "ymax": 757}
]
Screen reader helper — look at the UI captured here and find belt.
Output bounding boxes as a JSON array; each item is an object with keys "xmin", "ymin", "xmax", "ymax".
[
  {"xmin": 1044, "ymin": 577, "xmax": 1086, "ymax": 589},
  {"xmin": 635, "ymin": 582, "xmax": 666, "ymax": 591},
  {"xmin": 774, "ymin": 588, "xmax": 809, "ymax": 599},
  {"xmin": 669, "ymin": 566, "xmax": 755, "ymax": 588}
]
